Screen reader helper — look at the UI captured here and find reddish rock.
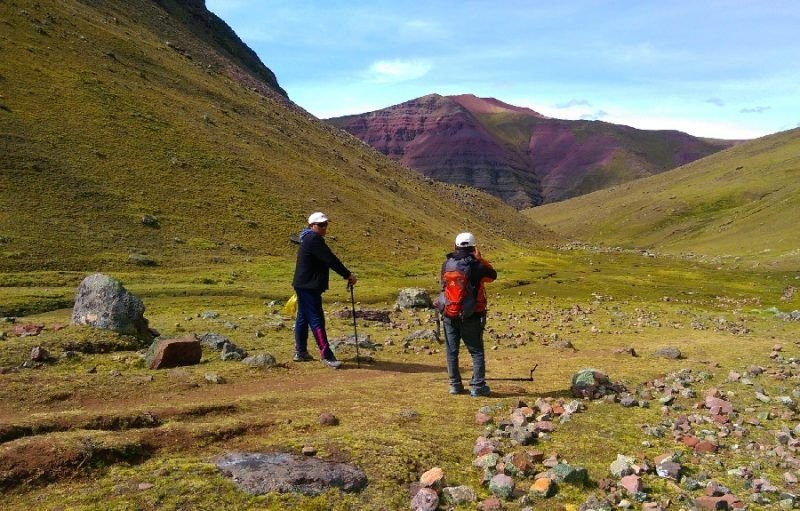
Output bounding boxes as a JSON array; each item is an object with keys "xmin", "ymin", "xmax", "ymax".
[
  {"xmin": 420, "ymin": 467, "xmax": 444, "ymax": 489},
  {"xmin": 694, "ymin": 440, "xmax": 718, "ymax": 453},
  {"xmin": 411, "ymin": 487, "xmax": 438, "ymax": 511},
  {"xmin": 14, "ymin": 323, "xmax": 44, "ymax": 337},
  {"xmin": 695, "ymin": 496, "xmax": 729, "ymax": 510},
  {"xmin": 620, "ymin": 474, "xmax": 643, "ymax": 494},
  {"xmin": 680, "ymin": 435, "xmax": 700, "ymax": 448},
  {"xmin": 526, "ymin": 449, "xmax": 545, "ymax": 463},
  {"xmin": 704, "ymin": 396, "xmax": 733, "ymax": 414},
  {"xmin": 145, "ymin": 335, "xmax": 201, "ymax": 369},
  {"xmin": 50, "ymin": 323, "xmax": 67, "ymax": 331},
  {"xmin": 477, "ymin": 495, "xmax": 503, "ymax": 511},
  {"xmin": 509, "ymin": 452, "xmax": 536, "ymax": 476},
  {"xmin": 476, "ymin": 412, "xmax": 493, "ymax": 426},
  {"xmin": 534, "ymin": 421, "xmax": 555, "ymax": 433}
]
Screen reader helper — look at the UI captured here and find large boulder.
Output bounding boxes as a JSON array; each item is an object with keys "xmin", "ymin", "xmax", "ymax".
[
  {"xmin": 216, "ymin": 452, "xmax": 368, "ymax": 495},
  {"xmin": 145, "ymin": 335, "xmax": 202, "ymax": 369},
  {"xmin": 395, "ymin": 288, "xmax": 433, "ymax": 309},
  {"xmin": 71, "ymin": 273, "xmax": 153, "ymax": 340}
]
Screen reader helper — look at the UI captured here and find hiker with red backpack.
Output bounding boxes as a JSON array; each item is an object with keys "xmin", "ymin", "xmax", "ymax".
[
  {"xmin": 292, "ymin": 212, "xmax": 357, "ymax": 369},
  {"xmin": 436, "ymin": 232, "xmax": 497, "ymax": 396}
]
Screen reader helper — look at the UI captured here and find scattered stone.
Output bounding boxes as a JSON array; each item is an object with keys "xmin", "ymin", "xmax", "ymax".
[
  {"xmin": 395, "ymin": 288, "xmax": 433, "ymax": 309},
  {"xmin": 441, "ymin": 485, "xmax": 477, "ymax": 505},
  {"xmin": 71, "ymin": 273, "xmax": 154, "ymax": 340},
  {"xmin": 242, "ymin": 353, "xmax": 276, "ymax": 368},
  {"xmin": 198, "ymin": 332, "xmax": 231, "ymax": 350},
  {"xmin": 221, "ymin": 341, "xmax": 247, "ymax": 361},
  {"xmin": 216, "ymin": 452, "xmax": 367, "ymax": 495},
  {"xmin": 318, "ymin": 412, "xmax": 339, "ymax": 426},
  {"xmin": 14, "ymin": 323, "xmax": 44, "ymax": 337},
  {"xmin": 204, "ymin": 372, "xmax": 225, "ymax": 384},
  {"xmin": 548, "ymin": 463, "xmax": 588, "ymax": 485},
  {"xmin": 477, "ymin": 496, "xmax": 503, "ymax": 511},
  {"xmin": 30, "ymin": 346, "xmax": 51, "ymax": 362},
  {"xmin": 137, "ymin": 482, "xmax": 154, "ymax": 491},
  {"xmin": 420, "ymin": 467, "xmax": 444, "ymax": 489},
  {"xmin": 654, "ymin": 347, "xmax": 682, "ymax": 359},
  {"xmin": 610, "ymin": 454, "xmax": 635, "ymax": 478},
  {"xmin": 570, "ymin": 368, "xmax": 626, "ymax": 399},
  {"xmin": 619, "ymin": 474, "xmax": 643, "ymax": 494},
  {"xmin": 145, "ymin": 335, "xmax": 202, "ymax": 369},
  {"xmin": 411, "ymin": 487, "xmax": 438, "ymax": 511},
  {"xmin": 302, "ymin": 446, "xmax": 316, "ymax": 456},
  {"xmin": 531, "ymin": 477, "xmax": 554, "ymax": 497}
]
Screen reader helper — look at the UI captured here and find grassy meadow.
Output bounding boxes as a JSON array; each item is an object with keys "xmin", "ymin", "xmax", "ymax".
[{"xmin": 1, "ymin": 247, "xmax": 799, "ymax": 510}]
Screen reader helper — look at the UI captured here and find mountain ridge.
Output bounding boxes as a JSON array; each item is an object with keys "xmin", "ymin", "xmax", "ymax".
[
  {"xmin": 0, "ymin": 0, "xmax": 549, "ymax": 272},
  {"xmin": 328, "ymin": 94, "xmax": 737, "ymax": 208}
]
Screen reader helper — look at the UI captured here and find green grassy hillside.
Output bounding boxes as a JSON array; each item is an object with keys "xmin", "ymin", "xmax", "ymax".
[
  {"xmin": 0, "ymin": 0, "xmax": 548, "ymax": 273},
  {"xmin": 525, "ymin": 128, "xmax": 800, "ymax": 269}
]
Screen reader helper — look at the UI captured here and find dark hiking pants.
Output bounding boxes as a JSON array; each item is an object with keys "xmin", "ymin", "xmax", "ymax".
[
  {"xmin": 443, "ymin": 314, "xmax": 486, "ymax": 388},
  {"xmin": 294, "ymin": 287, "xmax": 335, "ymax": 360}
]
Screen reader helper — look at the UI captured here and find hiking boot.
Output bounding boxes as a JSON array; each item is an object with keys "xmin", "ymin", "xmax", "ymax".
[
  {"xmin": 293, "ymin": 352, "xmax": 315, "ymax": 362},
  {"xmin": 470, "ymin": 384, "xmax": 491, "ymax": 397},
  {"xmin": 322, "ymin": 358, "xmax": 342, "ymax": 369},
  {"xmin": 449, "ymin": 384, "xmax": 466, "ymax": 395}
]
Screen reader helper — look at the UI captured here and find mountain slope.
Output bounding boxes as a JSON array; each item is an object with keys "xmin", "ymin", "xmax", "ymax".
[
  {"xmin": 0, "ymin": 0, "xmax": 549, "ymax": 272},
  {"xmin": 525, "ymin": 128, "xmax": 800, "ymax": 269},
  {"xmin": 328, "ymin": 94, "xmax": 735, "ymax": 208}
]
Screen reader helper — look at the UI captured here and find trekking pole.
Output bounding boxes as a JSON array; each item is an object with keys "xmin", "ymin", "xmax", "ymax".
[
  {"xmin": 434, "ymin": 308, "xmax": 442, "ymax": 343},
  {"xmin": 348, "ymin": 282, "xmax": 360, "ymax": 368}
]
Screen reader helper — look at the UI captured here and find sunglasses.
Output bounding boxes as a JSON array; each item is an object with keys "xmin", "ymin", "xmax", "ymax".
[{"xmin": 315, "ymin": 222, "xmax": 329, "ymax": 228}]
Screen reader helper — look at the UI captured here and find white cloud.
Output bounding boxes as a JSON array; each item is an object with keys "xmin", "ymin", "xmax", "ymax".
[
  {"xmin": 740, "ymin": 106, "xmax": 771, "ymax": 114},
  {"xmin": 557, "ymin": 99, "xmax": 591, "ymax": 109},
  {"xmin": 365, "ymin": 59, "xmax": 433, "ymax": 84},
  {"xmin": 704, "ymin": 97, "xmax": 725, "ymax": 107}
]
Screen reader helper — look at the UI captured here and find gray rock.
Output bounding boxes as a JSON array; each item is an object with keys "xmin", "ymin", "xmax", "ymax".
[
  {"xmin": 610, "ymin": 454, "xmax": 635, "ymax": 478},
  {"xmin": 199, "ymin": 332, "xmax": 231, "ymax": 350},
  {"xmin": 201, "ymin": 311, "xmax": 220, "ymax": 320},
  {"xmin": 216, "ymin": 452, "xmax": 367, "ymax": 495},
  {"xmin": 442, "ymin": 485, "xmax": 477, "ymax": 505},
  {"xmin": 30, "ymin": 346, "xmax": 51, "ymax": 362},
  {"xmin": 395, "ymin": 288, "xmax": 433, "ymax": 309},
  {"xmin": 549, "ymin": 463, "xmax": 588, "ymax": 485},
  {"xmin": 242, "ymin": 353, "xmax": 276, "ymax": 368},
  {"xmin": 71, "ymin": 273, "xmax": 153, "ymax": 340},
  {"xmin": 654, "ymin": 347, "xmax": 682, "ymax": 359},
  {"xmin": 221, "ymin": 341, "xmax": 247, "ymax": 361}
]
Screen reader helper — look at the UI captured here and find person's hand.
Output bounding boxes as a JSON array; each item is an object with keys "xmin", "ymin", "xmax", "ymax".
[
  {"xmin": 473, "ymin": 246, "xmax": 482, "ymax": 259},
  {"xmin": 347, "ymin": 274, "xmax": 358, "ymax": 288}
]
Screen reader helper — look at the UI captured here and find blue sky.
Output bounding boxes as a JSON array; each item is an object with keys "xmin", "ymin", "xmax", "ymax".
[{"xmin": 206, "ymin": 1, "xmax": 800, "ymax": 139}]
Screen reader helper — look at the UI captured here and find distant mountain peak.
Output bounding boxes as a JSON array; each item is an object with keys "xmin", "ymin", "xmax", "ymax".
[
  {"xmin": 328, "ymin": 94, "xmax": 735, "ymax": 207},
  {"xmin": 449, "ymin": 94, "xmax": 545, "ymax": 118}
]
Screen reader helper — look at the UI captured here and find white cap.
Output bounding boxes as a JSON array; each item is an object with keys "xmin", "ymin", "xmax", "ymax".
[
  {"xmin": 307, "ymin": 212, "xmax": 329, "ymax": 225},
  {"xmin": 455, "ymin": 232, "xmax": 476, "ymax": 247}
]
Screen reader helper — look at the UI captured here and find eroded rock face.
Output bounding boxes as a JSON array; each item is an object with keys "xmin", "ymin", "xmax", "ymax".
[
  {"xmin": 216, "ymin": 452, "xmax": 368, "ymax": 495},
  {"xmin": 71, "ymin": 273, "xmax": 153, "ymax": 340},
  {"xmin": 328, "ymin": 94, "xmax": 734, "ymax": 207}
]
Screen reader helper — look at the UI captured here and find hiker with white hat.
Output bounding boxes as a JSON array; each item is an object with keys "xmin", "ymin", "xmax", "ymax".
[
  {"xmin": 292, "ymin": 212, "xmax": 357, "ymax": 369},
  {"xmin": 436, "ymin": 232, "xmax": 497, "ymax": 396}
]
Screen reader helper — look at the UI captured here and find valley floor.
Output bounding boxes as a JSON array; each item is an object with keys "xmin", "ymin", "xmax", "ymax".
[{"xmin": 1, "ymin": 248, "xmax": 799, "ymax": 510}]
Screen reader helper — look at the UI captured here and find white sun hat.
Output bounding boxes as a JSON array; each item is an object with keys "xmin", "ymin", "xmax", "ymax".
[
  {"xmin": 455, "ymin": 232, "xmax": 476, "ymax": 247},
  {"xmin": 307, "ymin": 212, "xmax": 329, "ymax": 225}
]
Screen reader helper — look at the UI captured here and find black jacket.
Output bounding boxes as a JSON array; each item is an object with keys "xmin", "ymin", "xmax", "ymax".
[{"xmin": 292, "ymin": 230, "xmax": 351, "ymax": 291}]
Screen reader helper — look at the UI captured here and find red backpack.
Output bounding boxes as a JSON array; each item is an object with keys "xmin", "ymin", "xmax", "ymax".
[{"xmin": 438, "ymin": 256, "xmax": 477, "ymax": 319}]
